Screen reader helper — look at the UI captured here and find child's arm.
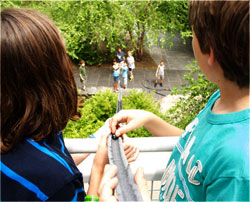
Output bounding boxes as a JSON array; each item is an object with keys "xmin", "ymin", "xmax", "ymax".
[
  {"xmin": 155, "ymin": 66, "xmax": 159, "ymax": 77},
  {"xmin": 79, "ymin": 74, "xmax": 84, "ymax": 81},
  {"xmin": 71, "ymin": 153, "xmax": 90, "ymax": 165},
  {"xmin": 87, "ymin": 133, "xmax": 109, "ymax": 196},
  {"xmin": 110, "ymin": 110, "xmax": 183, "ymax": 137}
]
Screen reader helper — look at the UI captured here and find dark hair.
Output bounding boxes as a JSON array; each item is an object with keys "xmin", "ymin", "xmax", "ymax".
[
  {"xmin": 189, "ymin": 1, "xmax": 249, "ymax": 88},
  {"xmin": 1, "ymin": 8, "xmax": 78, "ymax": 153}
]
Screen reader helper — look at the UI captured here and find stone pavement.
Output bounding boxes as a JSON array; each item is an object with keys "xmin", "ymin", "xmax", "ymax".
[
  {"xmin": 73, "ymin": 36, "xmax": 195, "ymax": 100},
  {"xmin": 147, "ymin": 34, "xmax": 194, "ymax": 71},
  {"xmin": 74, "ymin": 67, "xmax": 190, "ymax": 99}
]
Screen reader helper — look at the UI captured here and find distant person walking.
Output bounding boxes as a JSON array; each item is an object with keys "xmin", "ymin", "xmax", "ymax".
[
  {"xmin": 79, "ymin": 60, "xmax": 87, "ymax": 90},
  {"xmin": 127, "ymin": 51, "xmax": 135, "ymax": 81},
  {"xmin": 116, "ymin": 48, "xmax": 124, "ymax": 64},
  {"xmin": 112, "ymin": 60, "xmax": 120, "ymax": 92},
  {"xmin": 154, "ymin": 60, "xmax": 165, "ymax": 87},
  {"xmin": 121, "ymin": 59, "xmax": 128, "ymax": 89}
]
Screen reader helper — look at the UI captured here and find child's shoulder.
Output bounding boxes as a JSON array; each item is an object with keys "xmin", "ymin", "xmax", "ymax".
[
  {"xmin": 207, "ymin": 90, "xmax": 220, "ymax": 105},
  {"xmin": 198, "ymin": 90, "xmax": 220, "ymax": 113}
]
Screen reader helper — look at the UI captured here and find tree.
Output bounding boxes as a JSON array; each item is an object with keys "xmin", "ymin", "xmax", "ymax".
[
  {"xmin": 1, "ymin": 0, "xmax": 191, "ymax": 64},
  {"xmin": 120, "ymin": 0, "xmax": 164, "ymax": 60},
  {"xmin": 117, "ymin": 0, "xmax": 191, "ymax": 60}
]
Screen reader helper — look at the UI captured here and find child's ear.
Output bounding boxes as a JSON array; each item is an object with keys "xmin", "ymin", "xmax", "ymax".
[{"xmin": 208, "ymin": 47, "xmax": 215, "ymax": 66}]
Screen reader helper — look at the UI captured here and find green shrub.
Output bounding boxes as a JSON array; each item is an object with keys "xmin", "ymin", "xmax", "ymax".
[
  {"xmin": 64, "ymin": 61, "xmax": 217, "ymax": 137},
  {"xmin": 123, "ymin": 90, "xmax": 167, "ymax": 138},
  {"xmin": 165, "ymin": 61, "xmax": 218, "ymax": 129},
  {"xmin": 63, "ymin": 89, "xmax": 165, "ymax": 138}
]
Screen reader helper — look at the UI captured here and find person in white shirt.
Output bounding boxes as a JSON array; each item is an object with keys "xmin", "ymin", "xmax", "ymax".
[
  {"xmin": 120, "ymin": 58, "xmax": 128, "ymax": 89},
  {"xmin": 155, "ymin": 60, "xmax": 165, "ymax": 87},
  {"xmin": 127, "ymin": 51, "xmax": 135, "ymax": 81}
]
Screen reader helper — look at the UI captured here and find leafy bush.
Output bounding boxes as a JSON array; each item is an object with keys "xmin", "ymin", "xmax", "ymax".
[
  {"xmin": 165, "ymin": 61, "xmax": 218, "ymax": 129},
  {"xmin": 63, "ymin": 89, "xmax": 166, "ymax": 138},
  {"xmin": 123, "ymin": 90, "xmax": 167, "ymax": 138}
]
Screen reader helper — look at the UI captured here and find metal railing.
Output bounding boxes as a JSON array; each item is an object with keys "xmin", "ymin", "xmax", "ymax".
[{"xmin": 65, "ymin": 136, "xmax": 179, "ymax": 201}]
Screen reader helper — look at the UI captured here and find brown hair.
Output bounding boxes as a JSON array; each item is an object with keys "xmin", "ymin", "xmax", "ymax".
[
  {"xmin": 189, "ymin": 1, "xmax": 249, "ymax": 88},
  {"xmin": 1, "ymin": 8, "xmax": 78, "ymax": 153}
]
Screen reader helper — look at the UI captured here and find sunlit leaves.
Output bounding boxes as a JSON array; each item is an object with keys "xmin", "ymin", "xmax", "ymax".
[{"xmin": 2, "ymin": 0, "xmax": 191, "ymax": 64}]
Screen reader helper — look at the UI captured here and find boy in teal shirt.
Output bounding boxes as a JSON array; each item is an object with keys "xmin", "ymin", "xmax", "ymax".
[{"xmin": 100, "ymin": 1, "xmax": 249, "ymax": 201}]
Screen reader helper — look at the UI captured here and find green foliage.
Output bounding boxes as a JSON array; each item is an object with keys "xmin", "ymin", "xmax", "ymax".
[
  {"xmin": 2, "ymin": 0, "xmax": 191, "ymax": 64},
  {"xmin": 154, "ymin": 0, "xmax": 191, "ymax": 46},
  {"xmin": 165, "ymin": 61, "xmax": 218, "ymax": 129},
  {"xmin": 63, "ymin": 89, "xmax": 165, "ymax": 138},
  {"xmin": 123, "ymin": 90, "xmax": 167, "ymax": 137}
]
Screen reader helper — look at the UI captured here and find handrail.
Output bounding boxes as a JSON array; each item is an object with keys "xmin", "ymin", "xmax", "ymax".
[
  {"xmin": 65, "ymin": 136, "xmax": 179, "ymax": 153},
  {"xmin": 65, "ymin": 136, "xmax": 179, "ymax": 182}
]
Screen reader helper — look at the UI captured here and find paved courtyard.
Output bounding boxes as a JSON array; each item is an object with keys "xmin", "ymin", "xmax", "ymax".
[{"xmin": 73, "ymin": 35, "xmax": 195, "ymax": 100}]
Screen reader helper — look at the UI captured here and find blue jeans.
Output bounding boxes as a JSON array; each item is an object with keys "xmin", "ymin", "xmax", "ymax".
[{"xmin": 113, "ymin": 76, "xmax": 119, "ymax": 82}]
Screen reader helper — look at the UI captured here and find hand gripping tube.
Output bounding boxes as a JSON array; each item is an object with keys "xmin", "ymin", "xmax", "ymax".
[{"xmin": 108, "ymin": 81, "xmax": 143, "ymax": 201}]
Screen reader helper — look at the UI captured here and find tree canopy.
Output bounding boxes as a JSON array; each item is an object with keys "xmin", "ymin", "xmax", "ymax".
[{"xmin": 2, "ymin": 0, "xmax": 191, "ymax": 65}]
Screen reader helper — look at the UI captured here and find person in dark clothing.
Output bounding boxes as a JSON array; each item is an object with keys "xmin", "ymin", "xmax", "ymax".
[
  {"xmin": 1, "ymin": 8, "xmax": 138, "ymax": 201},
  {"xmin": 116, "ymin": 48, "xmax": 124, "ymax": 63}
]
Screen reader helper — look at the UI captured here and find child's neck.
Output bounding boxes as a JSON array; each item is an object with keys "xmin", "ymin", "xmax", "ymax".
[{"xmin": 212, "ymin": 81, "xmax": 249, "ymax": 114}]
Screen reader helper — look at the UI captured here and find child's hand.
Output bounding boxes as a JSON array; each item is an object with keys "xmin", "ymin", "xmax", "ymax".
[
  {"xmin": 93, "ymin": 119, "xmax": 139, "ymax": 164},
  {"xmin": 98, "ymin": 165, "xmax": 151, "ymax": 202},
  {"xmin": 93, "ymin": 120, "xmax": 112, "ymax": 167},
  {"xmin": 123, "ymin": 135, "xmax": 139, "ymax": 163},
  {"xmin": 109, "ymin": 110, "xmax": 152, "ymax": 137},
  {"xmin": 98, "ymin": 165, "xmax": 119, "ymax": 202}
]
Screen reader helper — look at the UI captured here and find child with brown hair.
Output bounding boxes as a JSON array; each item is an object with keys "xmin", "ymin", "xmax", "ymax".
[{"xmin": 1, "ymin": 8, "xmax": 138, "ymax": 201}]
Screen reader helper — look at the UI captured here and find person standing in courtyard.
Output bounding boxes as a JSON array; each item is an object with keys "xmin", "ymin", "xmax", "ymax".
[
  {"xmin": 79, "ymin": 60, "xmax": 87, "ymax": 90},
  {"xmin": 127, "ymin": 51, "xmax": 135, "ymax": 81},
  {"xmin": 121, "ymin": 58, "xmax": 128, "ymax": 89},
  {"xmin": 154, "ymin": 60, "xmax": 165, "ymax": 87},
  {"xmin": 116, "ymin": 48, "xmax": 124, "ymax": 64},
  {"xmin": 112, "ymin": 60, "xmax": 120, "ymax": 92}
]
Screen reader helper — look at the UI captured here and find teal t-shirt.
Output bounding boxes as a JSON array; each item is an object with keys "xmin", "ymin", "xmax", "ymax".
[
  {"xmin": 121, "ymin": 64, "xmax": 128, "ymax": 78},
  {"xmin": 113, "ymin": 65, "xmax": 120, "ymax": 77},
  {"xmin": 159, "ymin": 90, "xmax": 250, "ymax": 201}
]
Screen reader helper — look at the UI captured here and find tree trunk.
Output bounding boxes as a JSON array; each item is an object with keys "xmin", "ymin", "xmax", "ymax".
[
  {"xmin": 135, "ymin": 0, "xmax": 151, "ymax": 61},
  {"xmin": 128, "ymin": 26, "xmax": 137, "ymax": 57},
  {"xmin": 139, "ymin": 25, "xmax": 145, "ymax": 59}
]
